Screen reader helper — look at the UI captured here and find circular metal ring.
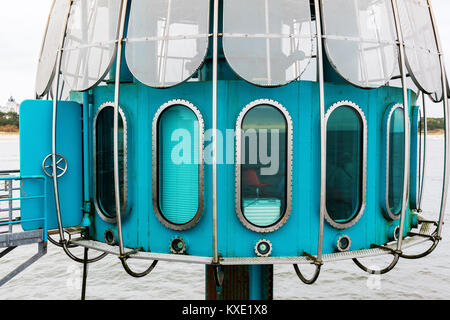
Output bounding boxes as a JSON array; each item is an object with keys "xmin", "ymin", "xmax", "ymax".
[
  {"xmin": 335, "ymin": 235, "xmax": 351, "ymax": 252},
  {"xmin": 254, "ymin": 239, "xmax": 273, "ymax": 257},
  {"xmin": 104, "ymin": 229, "xmax": 117, "ymax": 246},
  {"xmin": 42, "ymin": 153, "xmax": 68, "ymax": 178},
  {"xmin": 170, "ymin": 237, "xmax": 187, "ymax": 254}
]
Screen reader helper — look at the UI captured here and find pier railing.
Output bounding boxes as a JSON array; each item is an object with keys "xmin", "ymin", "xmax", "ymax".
[{"xmin": 0, "ymin": 170, "xmax": 48, "ymax": 286}]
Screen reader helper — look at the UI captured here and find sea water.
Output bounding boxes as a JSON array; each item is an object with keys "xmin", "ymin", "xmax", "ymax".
[{"xmin": 0, "ymin": 133, "xmax": 449, "ymax": 300}]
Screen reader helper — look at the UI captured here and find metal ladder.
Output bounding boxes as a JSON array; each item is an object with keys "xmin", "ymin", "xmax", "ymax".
[{"xmin": 0, "ymin": 170, "xmax": 47, "ymax": 287}]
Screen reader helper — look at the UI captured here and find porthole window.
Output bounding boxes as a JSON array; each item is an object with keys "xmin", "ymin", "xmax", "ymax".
[
  {"xmin": 93, "ymin": 103, "xmax": 128, "ymax": 223},
  {"xmin": 235, "ymin": 100, "xmax": 293, "ymax": 233},
  {"xmin": 152, "ymin": 100, "xmax": 204, "ymax": 231},
  {"xmin": 383, "ymin": 104, "xmax": 405, "ymax": 220},
  {"xmin": 325, "ymin": 101, "xmax": 367, "ymax": 229}
]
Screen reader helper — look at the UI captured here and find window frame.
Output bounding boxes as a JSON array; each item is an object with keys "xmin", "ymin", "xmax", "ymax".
[
  {"xmin": 152, "ymin": 99, "xmax": 205, "ymax": 231},
  {"xmin": 93, "ymin": 102, "xmax": 129, "ymax": 224},
  {"xmin": 235, "ymin": 99, "xmax": 293, "ymax": 233},
  {"xmin": 382, "ymin": 103, "xmax": 405, "ymax": 220},
  {"xmin": 324, "ymin": 100, "xmax": 367, "ymax": 229}
]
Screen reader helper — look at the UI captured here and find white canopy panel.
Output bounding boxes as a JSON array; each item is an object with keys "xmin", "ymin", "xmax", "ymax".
[
  {"xmin": 223, "ymin": 0, "xmax": 314, "ymax": 87},
  {"xmin": 125, "ymin": 0, "xmax": 210, "ymax": 88},
  {"xmin": 35, "ymin": 0, "xmax": 72, "ymax": 98},
  {"xmin": 321, "ymin": 0, "xmax": 398, "ymax": 89},
  {"xmin": 397, "ymin": 0, "xmax": 442, "ymax": 101},
  {"xmin": 61, "ymin": 0, "xmax": 122, "ymax": 92}
]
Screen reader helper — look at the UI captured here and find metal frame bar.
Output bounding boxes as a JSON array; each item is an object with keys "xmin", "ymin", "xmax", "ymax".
[
  {"xmin": 71, "ymin": 232, "xmax": 431, "ymax": 266},
  {"xmin": 418, "ymin": 92, "xmax": 427, "ymax": 211},
  {"xmin": 0, "ymin": 242, "xmax": 47, "ymax": 287},
  {"xmin": 263, "ymin": 0, "xmax": 272, "ymax": 85},
  {"xmin": 49, "ymin": 0, "xmax": 108, "ymax": 264},
  {"xmin": 314, "ymin": 0, "xmax": 326, "ymax": 264},
  {"xmin": 391, "ymin": 0, "xmax": 411, "ymax": 252},
  {"xmin": 0, "ymin": 175, "xmax": 47, "ymax": 240},
  {"xmin": 113, "ymin": 0, "xmax": 129, "ymax": 258},
  {"xmin": 427, "ymin": 0, "xmax": 449, "ymax": 238},
  {"xmin": 212, "ymin": 0, "xmax": 219, "ymax": 265}
]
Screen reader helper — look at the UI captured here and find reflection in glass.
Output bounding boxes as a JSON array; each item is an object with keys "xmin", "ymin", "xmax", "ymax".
[
  {"xmin": 240, "ymin": 105, "xmax": 287, "ymax": 227},
  {"xmin": 61, "ymin": 0, "xmax": 122, "ymax": 91},
  {"xmin": 157, "ymin": 106, "xmax": 200, "ymax": 225},
  {"xmin": 397, "ymin": 0, "xmax": 442, "ymax": 100},
  {"xmin": 95, "ymin": 106, "xmax": 126, "ymax": 219},
  {"xmin": 321, "ymin": 0, "xmax": 398, "ymax": 88},
  {"xmin": 126, "ymin": 0, "xmax": 210, "ymax": 88},
  {"xmin": 223, "ymin": 0, "xmax": 313, "ymax": 86},
  {"xmin": 387, "ymin": 107, "xmax": 405, "ymax": 215},
  {"xmin": 326, "ymin": 106, "xmax": 363, "ymax": 223}
]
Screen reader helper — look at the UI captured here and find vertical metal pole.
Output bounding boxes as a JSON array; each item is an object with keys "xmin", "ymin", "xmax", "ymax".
[
  {"xmin": 212, "ymin": 0, "xmax": 219, "ymax": 264},
  {"xmin": 314, "ymin": 0, "xmax": 326, "ymax": 263},
  {"xmin": 264, "ymin": 0, "xmax": 272, "ymax": 85},
  {"xmin": 50, "ymin": 0, "xmax": 72, "ymax": 244},
  {"xmin": 159, "ymin": 0, "xmax": 172, "ymax": 86},
  {"xmin": 391, "ymin": 0, "xmax": 410, "ymax": 251},
  {"xmin": 82, "ymin": 91, "xmax": 91, "ymax": 226},
  {"xmin": 43, "ymin": 177, "xmax": 48, "ymax": 242},
  {"xmin": 8, "ymin": 181, "xmax": 12, "ymax": 234},
  {"xmin": 418, "ymin": 92, "xmax": 427, "ymax": 211},
  {"xmin": 81, "ymin": 247, "xmax": 89, "ymax": 300},
  {"xmin": 113, "ymin": 0, "xmax": 129, "ymax": 257},
  {"xmin": 52, "ymin": 40, "xmax": 66, "ymax": 242},
  {"xmin": 427, "ymin": 0, "xmax": 449, "ymax": 238}
]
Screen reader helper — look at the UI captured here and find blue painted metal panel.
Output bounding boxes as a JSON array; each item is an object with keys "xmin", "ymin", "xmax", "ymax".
[
  {"xmin": 20, "ymin": 100, "xmax": 83, "ymax": 231},
  {"xmin": 86, "ymin": 79, "xmax": 416, "ymax": 259}
]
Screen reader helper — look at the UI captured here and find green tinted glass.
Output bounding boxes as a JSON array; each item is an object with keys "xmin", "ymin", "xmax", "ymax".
[
  {"xmin": 388, "ymin": 107, "xmax": 405, "ymax": 215},
  {"xmin": 158, "ymin": 106, "xmax": 200, "ymax": 225},
  {"xmin": 326, "ymin": 106, "xmax": 362, "ymax": 223},
  {"xmin": 95, "ymin": 106, "xmax": 125, "ymax": 218},
  {"xmin": 240, "ymin": 105, "xmax": 287, "ymax": 227}
]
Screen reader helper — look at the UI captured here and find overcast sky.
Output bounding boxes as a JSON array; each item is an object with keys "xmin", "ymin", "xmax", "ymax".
[{"xmin": 1, "ymin": 0, "xmax": 450, "ymax": 116}]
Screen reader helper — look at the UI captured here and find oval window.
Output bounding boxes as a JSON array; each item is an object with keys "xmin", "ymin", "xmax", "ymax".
[
  {"xmin": 236, "ymin": 100, "xmax": 293, "ymax": 233},
  {"xmin": 93, "ymin": 103, "xmax": 128, "ymax": 223},
  {"xmin": 382, "ymin": 104, "xmax": 408, "ymax": 220},
  {"xmin": 383, "ymin": 104, "xmax": 405, "ymax": 220},
  {"xmin": 152, "ymin": 100, "xmax": 204, "ymax": 230},
  {"xmin": 325, "ymin": 101, "xmax": 366, "ymax": 229}
]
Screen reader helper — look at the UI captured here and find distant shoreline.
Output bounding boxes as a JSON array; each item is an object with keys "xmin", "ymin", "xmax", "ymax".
[
  {"xmin": 428, "ymin": 129, "xmax": 444, "ymax": 136},
  {"xmin": 0, "ymin": 125, "xmax": 19, "ymax": 134},
  {"xmin": 0, "ymin": 130, "xmax": 19, "ymax": 136}
]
